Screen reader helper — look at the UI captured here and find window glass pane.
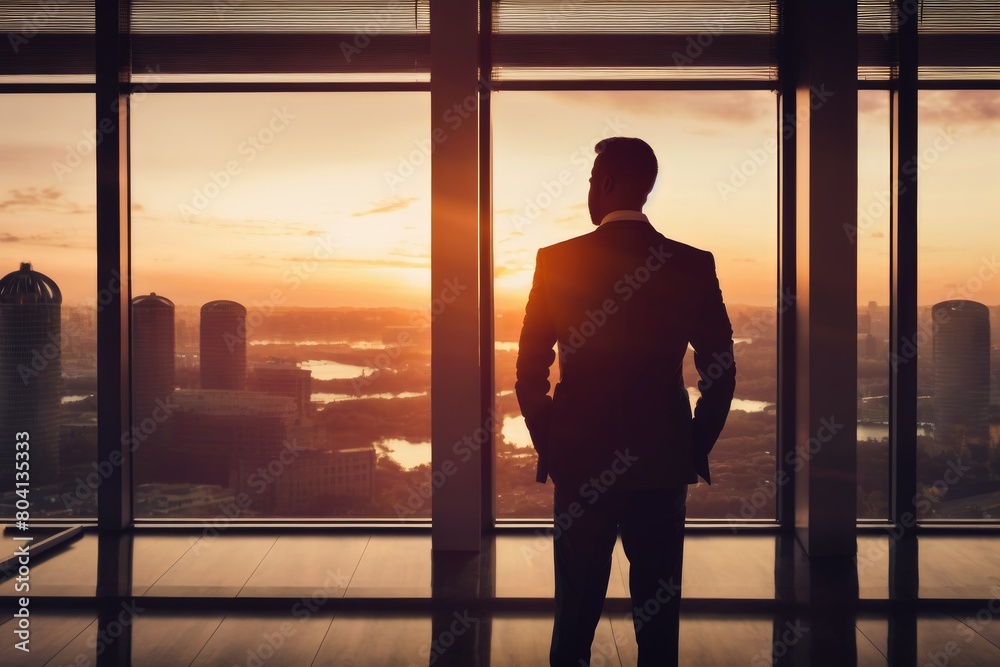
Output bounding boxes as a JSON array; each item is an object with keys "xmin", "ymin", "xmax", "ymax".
[
  {"xmin": 131, "ymin": 92, "xmax": 431, "ymax": 518},
  {"xmin": 493, "ymin": 91, "xmax": 778, "ymax": 520},
  {"xmin": 917, "ymin": 90, "xmax": 1000, "ymax": 520},
  {"xmin": 0, "ymin": 94, "xmax": 97, "ymax": 519},
  {"xmin": 857, "ymin": 90, "xmax": 891, "ymax": 520}
]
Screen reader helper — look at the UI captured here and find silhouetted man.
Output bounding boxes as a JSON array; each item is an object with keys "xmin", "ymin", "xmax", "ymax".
[{"xmin": 515, "ymin": 137, "xmax": 736, "ymax": 666}]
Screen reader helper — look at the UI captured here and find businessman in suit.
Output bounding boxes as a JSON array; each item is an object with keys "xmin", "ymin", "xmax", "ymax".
[{"xmin": 515, "ymin": 137, "xmax": 736, "ymax": 666}]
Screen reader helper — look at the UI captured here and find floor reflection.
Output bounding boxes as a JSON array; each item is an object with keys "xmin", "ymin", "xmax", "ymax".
[{"xmin": 0, "ymin": 530, "xmax": 998, "ymax": 665}]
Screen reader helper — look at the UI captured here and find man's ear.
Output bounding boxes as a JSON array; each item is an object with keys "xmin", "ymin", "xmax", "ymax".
[{"xmin": 601, "ymin": 174, "xmax": 614, "ymax": 194}]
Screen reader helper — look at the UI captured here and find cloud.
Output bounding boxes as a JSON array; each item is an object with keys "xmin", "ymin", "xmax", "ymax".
[
  {"xmin": 147, "ymin": 211, "xmax": 327, "ymax": 238},
  {"xmin": 280, "ymin": 255, "xmax": 429, "ymax": 270},
  {"xmin": 1, "ymin": 229, "xmax": 93, "ymax": 250},
  {"xmin": 858, "ymin": 92, "xmax": 890, "ymax": 116},
  {"xmin": 0, "ymin": 186, "xmax": 90, "ymax": 215},
  {"xmin": 537, "ymin": 90, "xmax": 775, "ymax": 128},
  {"xmin": 351, "ymin": 196, "xmax": 418, "ymax": 217},
  {"xmin": 920, "ymin": 91, "xmax": 1000, "ymax": 130}
]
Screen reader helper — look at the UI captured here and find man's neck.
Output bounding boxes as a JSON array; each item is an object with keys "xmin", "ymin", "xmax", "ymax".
[{"xmin": 599, "ymin": 210, "xmax": 648, "ymax": 226}]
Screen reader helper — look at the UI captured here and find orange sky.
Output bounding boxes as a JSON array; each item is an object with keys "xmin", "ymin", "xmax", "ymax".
[{"xmin": 1, "ymin": 90, "xmax": 998, "ymax": 313}]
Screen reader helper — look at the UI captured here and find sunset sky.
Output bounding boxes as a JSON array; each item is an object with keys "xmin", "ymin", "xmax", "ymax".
[{"xmin": 1, "ymin": 89, "xmax": 997, "ymax": 314}]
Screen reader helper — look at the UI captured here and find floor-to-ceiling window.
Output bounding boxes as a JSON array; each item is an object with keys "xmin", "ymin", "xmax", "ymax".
[
  {"xmin": 916, "ymin": 90, "xmax": 1000, "ymax": 520},
  {"xmin": 492, "ymin": 91, "xmax": 779, "ymax": 520},
  {"xmin": 0, "ymin": 94, "xmax": 97, "ymax": 520},
  {"xmin": 129, "ymin": 92, "xmax": 432, "ymax": 519},
  {"xmin": 857, "ymin": 89, "xmax": 892, "ymax": 520}
]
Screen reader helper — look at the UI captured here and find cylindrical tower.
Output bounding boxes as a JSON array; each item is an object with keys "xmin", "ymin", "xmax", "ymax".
[
  {"xmin": 0, "ymin": 262, "xmax": 62, "ymax": 488},
  {"xmin": 932, "ymin": 300, "xmax": 991, "ymax": 464},
  {"xmin": 200, "ymin": 300, "xmax": 247, "ymax": 390},
  {"xmin": 132, "ymin": 293, "xmax": 175, "ymax": 484}
]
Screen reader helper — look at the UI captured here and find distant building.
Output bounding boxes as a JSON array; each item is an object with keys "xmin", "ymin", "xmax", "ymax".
[
  {"xmin": 382, "ymin": 324, "xmax": 430, "ymax": 349},
  {"xmin": 237, "ymin": 446, "xmax": 375, "ymax": 514},
  {"xmin": 864, "ymin": 333, "xmax": 881, "ymax": 360},
  {"xmin": 200, "ymin": 300, "xmax": 247, "ymax": 390},
  {"xmin": 932, "ymin": 300, "xmax": 991, "ymax": 467},
  {"xmin": 168, "ymin": 389, "xmax": 296, "ymax": 487},
  {"xmin": 858, "ymin": 311, "xmax": 872, "ymax": 335},
  {"xmin": 251, "ymin": 362, "xmax": 312, "ymax": 416},
  {"xmin": 132, "ymin": 293, "xmax": 176, "ymax": 485},
  {"xmin": 0, "ymin": 262, "xmax": 62, "ymax": 487},
  {"xmin": 135, "ymin": 483, "xmax": 236, "ymax": 517}
]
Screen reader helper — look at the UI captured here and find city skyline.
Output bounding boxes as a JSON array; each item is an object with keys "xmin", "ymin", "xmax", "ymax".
[{"xmin": 1, "ymin": 90, "xmax": 998, "ymax": 311}]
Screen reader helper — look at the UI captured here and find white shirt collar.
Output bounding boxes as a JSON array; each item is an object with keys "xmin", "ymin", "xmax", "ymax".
[{"xmin": 599, "ymin": 210, "xmax": 649, "ymax": 226}]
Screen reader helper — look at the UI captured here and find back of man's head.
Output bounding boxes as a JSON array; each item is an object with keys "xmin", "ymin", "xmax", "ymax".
[{"xmin": 594, "ymin": 137, "xmax": 658, "ymax": 198}]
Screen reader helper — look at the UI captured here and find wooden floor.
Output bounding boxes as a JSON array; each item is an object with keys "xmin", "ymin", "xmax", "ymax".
[{"xmin": 0, "ymin": 532, "xmax": 998, "ymax": 665}]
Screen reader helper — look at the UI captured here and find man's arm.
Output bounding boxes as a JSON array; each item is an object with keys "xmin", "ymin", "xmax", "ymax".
[
  {"xmin": 689, "ymin": 252, "xmax": 736, "ymax": 483},
  {"xmin": 515, "ymin": 249, "xmax": 557, "ymax": 483}
]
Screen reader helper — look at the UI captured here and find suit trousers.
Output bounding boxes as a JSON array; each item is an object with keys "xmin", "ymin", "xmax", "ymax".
[{"xmin": 550, "ymin": 483, "xmax": 688, "ymax": 667}]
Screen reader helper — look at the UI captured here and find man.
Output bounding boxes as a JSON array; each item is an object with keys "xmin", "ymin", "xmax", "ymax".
[{"xmin": 515, "ymin": 136, "xmax": 736, "ymax": 666}]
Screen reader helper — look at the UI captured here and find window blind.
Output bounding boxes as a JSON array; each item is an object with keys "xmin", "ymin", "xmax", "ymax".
[
  {"xmin": 3, "ymin": 2, "xmax": 1000, "ymax": 83},
  {"xmin": 0, "ymin": 0, "xmax": 94, "ymax": 80},
  {"xmin": 130, "ymin": 0, "xmax": 430, "ymax": 82},
  {"xmin": 918, "ymin": 0, "xmax": 1000, "ymax": 80},
  {"xmin": 859, "ymin": 0, "xmax": 1000, "ymax": 81},
  {"xmin": 490, "ymin": 0, "xmax": 779, "ymax": 82}
]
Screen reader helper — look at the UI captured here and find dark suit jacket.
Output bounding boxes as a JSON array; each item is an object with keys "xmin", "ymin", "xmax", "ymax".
[{"xmin": 515, "ymin": 219, "xmax": 736, "ymax": 489}]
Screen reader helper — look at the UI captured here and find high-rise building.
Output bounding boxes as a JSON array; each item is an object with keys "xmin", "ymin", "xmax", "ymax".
[
  {"xmin": 251, "ymin": 362, "xmax": 312, "ymax": 416},
  {"xmin": 0, "ymin": 262, "xmax": 62, "ymax": 488},
  {"xmin": 200, "ymin": 300, "xmax": 246, "ymax": 390},
  {"xmin": 132, "ymin": 293, "xmax": 176, "ymax": 485},
  {"xmin": 168, "ymin": 389, "xmax": 296, "ymax": 489},
  {"xmin": 932, "ymin": 300, "xmax": 991, "ymax": 466}
]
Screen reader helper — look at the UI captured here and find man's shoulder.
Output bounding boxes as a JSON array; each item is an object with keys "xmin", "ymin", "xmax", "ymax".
[{"xmin": 539, "ymin": 224, "xmax": 715, "ymax": 265}]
